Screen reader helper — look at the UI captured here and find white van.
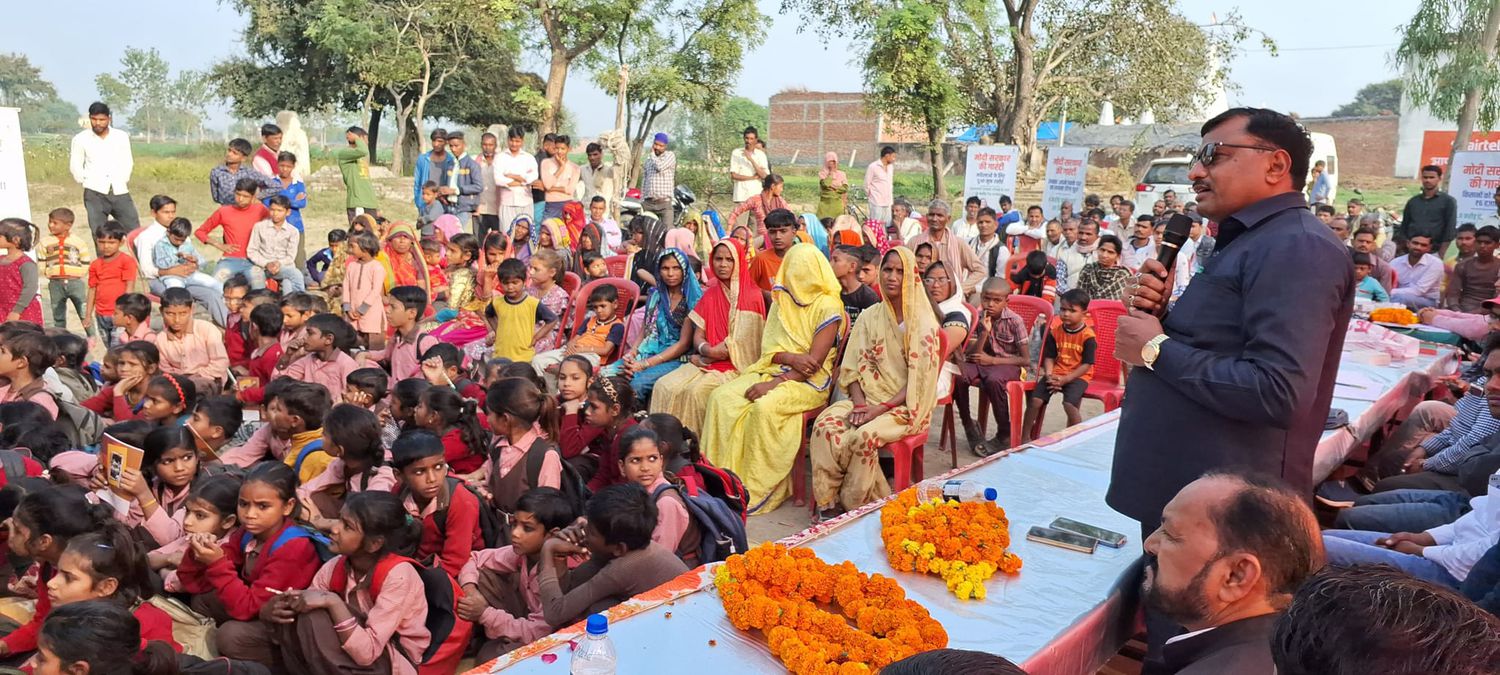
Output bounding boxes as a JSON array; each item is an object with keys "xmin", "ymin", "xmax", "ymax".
[{"xmin": 1133, "ymin": 132, "xmax": 1339, "ymax": 209}]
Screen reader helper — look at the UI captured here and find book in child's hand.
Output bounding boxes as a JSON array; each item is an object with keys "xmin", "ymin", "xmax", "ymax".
[
  {"xmin": 100, "ymin": 433, "xmax": 144, "ymax": 500},
  {"xmin": 186, "ymin": 422, "xmax": 219, "ymax": 461},
  {"xmin": 236, "ymin": 376, "xmax": 260, "ymax": 392}
]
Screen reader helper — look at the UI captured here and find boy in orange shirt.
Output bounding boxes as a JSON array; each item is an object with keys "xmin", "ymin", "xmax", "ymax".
[
  {"xmin": 1020, "ymin": 288, "xmax": 1096, "ymax": 443},
  {"xmin": 748, "ymin": 209, "xmax": 799, "ymax": 295}
]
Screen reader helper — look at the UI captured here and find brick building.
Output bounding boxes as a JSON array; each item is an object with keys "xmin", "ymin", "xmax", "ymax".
[
  {"xmin": 1297, "ymin": 115, "xmax": 1399, "ymax": 178},
  {"xmin": 767, "ymin": 91, "xmax": 928, "ymax": 168}
]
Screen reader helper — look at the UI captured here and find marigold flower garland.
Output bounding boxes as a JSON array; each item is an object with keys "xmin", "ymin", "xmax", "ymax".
[
  {"xmin": 880, "ymin": 489, "xmax": 1023, "ymax": 599},
  {"xmin": 714, "ymin": 542, "xmax": 947, "ymax": 675}
]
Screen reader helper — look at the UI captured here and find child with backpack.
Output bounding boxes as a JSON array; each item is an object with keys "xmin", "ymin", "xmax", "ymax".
[
  {"xmin": 114, "ymin": 426, "xmax": 204, "ymax": 549},
  {"xmin": 139, "ymin": 374, "xmax": 197, "ymax": 427},
  {"xmin": 266, "ymin": 491, "xmax": 442, "ymax": 675},
  {"xmin": 37, "ymin": 601, "xmax": 180, "ymax": 675},
  {"xmin": 413, "ymin": 387, "xmax": 487, "ymax": 475},
  {"xmin": 393, "ymin": 430, "xmax": 482, "ymax": 578},
  {"xmin": 298, "ymin": 404, "xmax": 398, "ymax": 533},
  {"xmin": 359, "ymin": 285, "xmax": 440, "ymax": 382},
  {"xmin": 385, "ymin": 379, "xmax": 432, "ymax": 450},
  {"xmin": 482, "ymin": 379, "xmax": 576, "ymax": 523},
  {"xmin": 0, "ymin": 487, "xmax": 116, "ymax": 660},
  {"xmin": 0, "ymin": 331, "xmax": 61, "ymax": 419},
  {"xmin": 616, "ymin": 426, "xmax": 700, "ymax": 568},
  {"xmin": 536, "ymin": 484, "xmax": 687, "ymax": 627},
  {"xmin": 149, "ymin": 474, "xmax": 241, "ymax": 594},
  {"xmin": 563, "ymin": 376, "xmax": 638, "ymax": 491},
  {"xmin": 220, "ymin": 380, "xmax": 331, "ymax": 482},
  {"xmin": 48, "ymin": 523, "xmax": 182, "ymax": 652},
  {"xmin": 457, "ymin": 487, "xmax": 574, "ymax": 660},
  {"xmin": 175, "ymin": 462, "xmax": 322, "ymax": 666}
]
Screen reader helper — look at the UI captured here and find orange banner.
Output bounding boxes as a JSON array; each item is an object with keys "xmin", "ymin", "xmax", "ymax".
[{"xmin": 1419, "ymin": 130, "xmax": 1500, "ymax": 171}]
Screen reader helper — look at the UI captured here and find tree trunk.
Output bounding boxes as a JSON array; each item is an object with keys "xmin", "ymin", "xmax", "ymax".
[
  {"xmin": 1448, "ymin": 0, "xmax": 1500, "ymax": 171},
  {"xmin": 401, "ymin": 121, "xmax": 419, "ymax": 178},
  {"xmin": 391, "ymin": 109, "xmax": 411, "ymax": 176},
  {"xmin": 367, "ymin": 107, "xmax": 383, "ymax": 165},
  {"xmin": 543, "ymin": 46, "xmax": 571, "ymax": 135},
  {"xmin": 927, "ymin": 123, "xmax": 945, "ymax": 199}
]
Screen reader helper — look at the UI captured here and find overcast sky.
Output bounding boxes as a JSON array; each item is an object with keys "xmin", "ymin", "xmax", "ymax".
[{"xmin": 1, "ymin": 0, "xmax": 1419, "ymax": 134}]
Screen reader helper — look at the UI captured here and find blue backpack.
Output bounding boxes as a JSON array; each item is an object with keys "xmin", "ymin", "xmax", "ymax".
[
  {"xmin": 291, "ymin": 440, "xmax": 325, "ymax": 476},
  {"xmin": 238, "ymin": 524, "xmax": 336, "ymax": 564},
  {"xmin": 652, "ymin": 483, "xmax": 748, "ymax": 567}
]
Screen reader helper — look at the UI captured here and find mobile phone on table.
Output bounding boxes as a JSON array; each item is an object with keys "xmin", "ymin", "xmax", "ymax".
[
  {"xmin": 1050, "ymin": 517, "xmax": 1128, "ymax": 548},
  {"xmin": 1026, "ymin": 526, "xmax": 1097, "ymax": 554}
]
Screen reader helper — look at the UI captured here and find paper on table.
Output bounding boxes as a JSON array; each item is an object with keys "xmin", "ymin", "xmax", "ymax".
[
  {"xmin": 1333, "ymin": 385, "xmax": 1384, "ymax": 402},
  {"xmin": 1335, "ymin": 370, "xmax": 1382, "ymax": 390}
]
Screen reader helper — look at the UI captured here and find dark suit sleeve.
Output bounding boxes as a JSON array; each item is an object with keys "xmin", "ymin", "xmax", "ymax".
[{"xmin": 1151, "ymin": 233, "xmax": 1350, "ymax": 427}]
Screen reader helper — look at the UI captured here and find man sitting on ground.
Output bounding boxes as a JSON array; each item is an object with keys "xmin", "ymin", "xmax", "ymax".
[{"xmin": 1144, "ymin": 472, "xmax": 1323, "ymax": 674}]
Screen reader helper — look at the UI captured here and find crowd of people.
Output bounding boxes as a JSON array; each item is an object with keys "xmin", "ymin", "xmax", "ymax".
[{"xmin": 0, "ymin": 99, "xmax": 1488, "ymax": 674}]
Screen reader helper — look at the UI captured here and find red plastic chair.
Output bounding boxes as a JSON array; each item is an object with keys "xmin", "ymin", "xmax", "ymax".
[
  {"xmin": 569, "ymin": 278, "xmax": 640, "ymax": 366},
  {"xmin": 1005, "ymin": 299, "xmax": 1127, "ymax": 447},
  {"xmin": 604, "ymin": 255, "xmax": 628, "ymax": 278},
  {"xmin": 1004, "ymin": 255, "xmax": 1027, "ymax": 286},
  {"xmin": 561, "ymin": 271, "xmax": 581, "ymax": 298}
]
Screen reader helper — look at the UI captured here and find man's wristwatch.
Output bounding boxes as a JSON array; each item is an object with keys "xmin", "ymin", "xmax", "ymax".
[{"xmin": 1142, "ymin": 334, "xmax": 1170, "ymax": 370}]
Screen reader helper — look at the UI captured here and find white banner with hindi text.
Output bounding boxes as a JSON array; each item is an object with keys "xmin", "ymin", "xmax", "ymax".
[
  {"xmin": 0, "ymin": 108, "xmax": 30, "ymax": 222},
  {"xmin": 963, "ymin": 145, "xmax": 1019, "ymax": 210},
  {"xmin": 1450, "ymin": 151, "xmax": 1500, "ymax": 226},
  {"xmin": 1042, "ymin": 147, "xmax": 1089, "ymax": 219}
]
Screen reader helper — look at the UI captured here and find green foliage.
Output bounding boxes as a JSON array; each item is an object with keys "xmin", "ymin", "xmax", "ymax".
[
  {"xmin": 864, "ymin": 0, "xmax": 961, "ymax": 195},
  {"xmin": 93, "ymin": 48, "xmax": 213, "ymax": 141},
  {"xmin": 1396, "ymin": 0, "xmax": 1500, "ymax": 131},
  {"xmin": 213, "ymin": 0, "xmax": 370, "ymax": 118},
  {"xmin": 426, "ymin": 44, "xmax": 545, "ymax": 130},
  {"xmin": 1331, "ymin": 79, "xmax": 1403, "ymax": 117},
  {"xmin": 665, "ymin": 97, "xmax": 768, "ymax": 164},
  {"xmin": 0, "ymin": 53, "xmax": 58, "ymax": 107}
]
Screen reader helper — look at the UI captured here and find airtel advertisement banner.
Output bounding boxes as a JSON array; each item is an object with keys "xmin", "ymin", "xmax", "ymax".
[{"xmin": 1419, "ymin": 130, "xmax": 1500, "ymax": 172}]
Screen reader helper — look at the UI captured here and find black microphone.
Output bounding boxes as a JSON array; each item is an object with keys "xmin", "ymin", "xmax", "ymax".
[{"xmin": 1155, "ymin": 213, "xmax": 1195, "ymax": 273}]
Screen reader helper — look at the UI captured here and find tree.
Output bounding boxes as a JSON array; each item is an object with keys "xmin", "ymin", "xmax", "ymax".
[
  {"xmin": 665, "ymin": 96, "xmax": 768, "ymax": 163},
  {"xmin": 1330, "ymin": 79, "xmax": 1403, "ymax": 117},
  {"xmin": 1397, "ymin": 0, "xmax": 1500, "ymax": 171},
  {"xmin": 783, "ymin": 0, "xmax": 1266, "ymax": 170},
  {"xmin": 305, "ymin": 0, "xmax": 516, "ymax": 175},
  {"xmin": 425, "ymin": 40, "xmax": 548, "ymax": 131},
  {"xmin": 172, "ymin": 70, "xmax": 214, "ymax": 141},
  {"xmin": 0, "ymin": 53, "xmax": 58, "ymax": 107},
  {"xmin": 525, "ymin": 0, "xmax": 634, "ymax": 135},
  {"xmin": 864, "ymin": 1, "xmax": 962, "ymax": 197},
  {"xmin": 95, "ymin": 48, "xmax": 172, "ymax": 142},
  {"xmin": 598, "ymin": 0, "xmax": 764, "ymax": 185}
]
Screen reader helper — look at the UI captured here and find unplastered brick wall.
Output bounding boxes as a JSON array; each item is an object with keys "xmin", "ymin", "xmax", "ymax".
[
  {"xmin": 768, "ymin": 92, "xmax": 885, "ymax": 167},
  {"xmin": 1298, "ymin": 116, "xmax": 1399, "ymax": 178}
]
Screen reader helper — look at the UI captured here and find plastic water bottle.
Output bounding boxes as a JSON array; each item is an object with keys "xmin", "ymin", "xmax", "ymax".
[
  {"xmin": 571, "ymin": 614, "xmax": 617, "ymax": 674},
  {"xmin": 915, "ymin": 479, "xmax": 997, "ymax": 503}
]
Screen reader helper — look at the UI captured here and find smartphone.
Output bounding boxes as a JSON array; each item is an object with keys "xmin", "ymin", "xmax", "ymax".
[
  {"xmin": 1050, "ymin": 517, "xmax": 1128, "ymax": 549},
  {"xmin": 1026, "ymin": 526, "xmax": 1097, "ymax": 554}
]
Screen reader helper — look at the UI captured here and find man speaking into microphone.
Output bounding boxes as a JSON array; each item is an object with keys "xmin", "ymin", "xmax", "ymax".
[{"xmin": 1110, "ymin": 108, "xmax": 1354, "ymax": 533}]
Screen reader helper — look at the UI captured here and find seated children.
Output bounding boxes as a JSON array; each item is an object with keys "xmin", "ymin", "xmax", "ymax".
[
  {"xmin": 235, "ymin": 303, "xmax": 284, "ymax": 392},
  {"xmin": 219, "ymin": 379, "xmax": 331, "ymax": 476},
  {"xmin": 385, "ymin": 378, "xmax": 431, "ymax": 450},
  {"xmin": 579, "ymin": 251, "xmax": 608, "ymax": 283},
  {"xmin": 298, "ymin": 404, "xmax": 399, "ymax": 532},
  {"xmin": 0, "ymin": 330, "xmax": 61, "ymax": 418},
  {"xmin": 307, "ymin": 228, "xmax": 348, "ymax": 290},
  {"xmin": 110, "ymin": 292, "xmax": 155, "ymax": 345},
  {"xmin": 148, "ymin": 473, "xmax": 242, "ymax": 594},
  {"xmin": 748, "ymin": 210, "xmax": 798, "ymax": 293},
  {"xmin": 48, "ymin": 333, "xmax": 97, "ymax": 404},
  {"xmin": 110, "ymin": 425, "xmax": 203, "ymax": 550},
  {"xmin": 1021, "ymin": 289, "xmax": 1096, "ymax": 443},
  {"xmin": 246, "ymin": 195, "xmax": 307, "ymax": 292},
  {"xmin": 957, "ymin": 278, "xmax": 1030, "ymax": 457},
  {"xmin": 0, "ymin": 487, "xmax": 117, "ymax": 660},
  {"xmin": 422, "ymin": 239, "xmax": 449, "ymax": 300},
  {"xmin": 458, "ymin": 487, "xmax": 576, "ymax": 660},
  {"xmin": 360, "ymin": 285, "xmax": 439, "ymax": 382},
  {"xmin": 616, "ymin": 426, "xmax": 699, "ymax": 566},
  {"xmin": 276, "ymin": 291, "xmax": 319, "ymax": 366},
  {"xmin": 176, "ymin": 462, "xmax": 322, "ymax": 665},
  {"xmin": 47, "ymin": 523, "xmax": 182, "ymax": 651},
  {"xmin": 85, "ymin": 221, "xmax": 138, "ymax": 348},
  {"xmin": 222, "ymin": 276, "xmax": 254, "ymax": 367},
  {"xmin": 533, "ymin": 284, "xmax": 624, "ymax": 378},
  {"xmin": 138, "ymin": 373, "xmax": 197, "ymax": 428},
  {"xmin": 152, "ymin": 217, "xmax": 222, "ymax": 293},
  {"xmin": 564, "ymin": 376, "xmax": 638, "ymax": 490},
  {"xmin": 279, "ymin": 314, "xmax": 359, "ymax": 403},
  {"xmin": 36, "ymin": 601, "xmax": 180, "ymax": 675},
  {"xmin": 1353, "ymin": 251, "xmax": 1390, "ymax": 302},
  {"xmin": 268, "ymin": 491, "xmax": 438, "ymax": 675},
  {"xmin": 832, "ymin": 244, "xmax": 879, "ymax": 326},
  {"xmin": 1010, "ymin": 250, "xmax": 1058, "ymax": 301},
  {"xmin": 82, "ymin": 341, "xmax": 159, "ymax": 422},
  {"xmin": 187, "ymin": 396, "xmax": 244, "ymax": 467},
  {"xmin": 527, "ymin": 250, "xmax": 569, "ymax": 352},
  {"xmin": 195, "ymin": 177, "xmax": 271, "ymax": 281},
  {"xmin": 392, "ymin": 430, "xmax": 482, "ymax": 578},
  {"xmin": 418, "ymin": 342, "xmax": 486, "ymax": 401},
  {"xmin": 415, "ymin": 387, "xmax": 488, "ymax": 475},
  {"xmin": 536, "ymin": 484, "xmax": 688, "ymax": 627},
  {"xmin": 344, "ymin": 231, "xmax": 388, "ymax": 349},
  {"xmin": 154, "ymin": 288, "xmax": 230, "ymax": 393},
  {"xmin": 487, "ymin": 259, "xmax": 559, "ymax": 362},
  {"xmin": 482, "ymin": 378, "xmax": 565, "ymax": 517}
]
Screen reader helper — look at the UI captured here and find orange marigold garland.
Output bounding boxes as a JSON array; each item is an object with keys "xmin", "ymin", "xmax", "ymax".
[
  {"xmin": 880, "ymin": 489, "xmax": 1023, "ymax": 599},
  {"xmin": 714, "ymin": 543, "xmax": 947, "ymax": 675}
]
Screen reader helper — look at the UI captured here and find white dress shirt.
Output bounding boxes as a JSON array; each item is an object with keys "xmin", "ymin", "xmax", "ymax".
[
  {"xmin": 1121, "ymin": 237, "xmax": 1158, "ymax": 273},
  {"xmin": 580, "ymin": 162, "xmax": 615, "ymax": 210},
  {"xmin": 494, "ymin": 149, "xmax": 538, "ymax": 207},
  {"xmin": 730, "ymin": 147, "xmax": 768, "ymax": 202},
  {"xmin": 70, "ymin": 127, "xmax": 133, "ymax": 194},
  {"xmin": 1390, "ymin": 252, "xmax": 1446, "ymax": 304},
  {"xmin": 135, "ymin": 223, "xmax": 168, "ymax": 279}
]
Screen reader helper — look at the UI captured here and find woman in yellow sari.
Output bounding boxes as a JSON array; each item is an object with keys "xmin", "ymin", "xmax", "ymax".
[
  {"xmin": 702, "ymin": 243, "xmax": 845, "ymax": 514},
  {"xmin": 650, "ymin": 239, "xmax": 766, "ymax": 432},
  {"xmin": 810, "ymin": 246, "xmax": 941, "ymax": 515}
]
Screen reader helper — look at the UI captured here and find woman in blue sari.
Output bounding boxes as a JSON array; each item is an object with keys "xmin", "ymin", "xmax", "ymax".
[{"xmin": 613, "ymin": 247, "xmax": 703, "ymax": 401}]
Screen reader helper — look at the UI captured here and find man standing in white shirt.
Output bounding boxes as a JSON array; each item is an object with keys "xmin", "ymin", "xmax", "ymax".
[
  {"xmin": 70, "ymin": 102, "xmax": 139, "ymax": 235},
  {"xmin": 580, "ymin": 142, "xmax": 616, "ymax": 214},
  {"xmin": 1121, "ymin": 214, "xmax": 1158, "ymax": 273},
  {"xmin": 495, "ymin": 127, "xmax": 538, "ymax": 234},
  {"xmin": 865, "ymin": 146, "xmax": 896, "ymax": 225},
  {"xmin": 1390, "ymin": 234, "xmax": 1446, "ymax": 309},
  {"xmin": 728, "ymin": 127, "xmax": 768, "ymax": 227}
]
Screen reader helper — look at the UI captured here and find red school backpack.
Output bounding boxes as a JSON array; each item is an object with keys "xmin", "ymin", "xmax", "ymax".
[{"xmin": 327, "ymin": 554, "xmax": 460, "ymax": 666}]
